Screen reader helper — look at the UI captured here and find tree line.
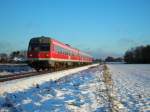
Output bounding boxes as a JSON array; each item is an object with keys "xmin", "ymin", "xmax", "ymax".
[
  {"xmin": 0, "ymin": 50, "xmax": 27, "ymax": 63},
  {"xmin": 104, "ymin": 56, "xmax": 123, "ymax": 62},
  {"xmin": 124, "ymin": 45, "xmax": 150, "ymax": 63}
]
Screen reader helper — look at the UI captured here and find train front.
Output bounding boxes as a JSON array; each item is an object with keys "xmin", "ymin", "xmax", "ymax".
[{"xmin": 27, "ymin": 37, "xmax": 51, "ymax": 71}]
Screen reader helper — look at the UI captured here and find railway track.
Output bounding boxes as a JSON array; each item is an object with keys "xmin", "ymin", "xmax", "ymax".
[
  {"xmin": 0, "ymin": 64, "xmax": 94, "ymax": 82},
  {"xmin": 0, "ymin": 66, "xmax": 80, "ymax": 82},
  {"xmin": 0, "ymin": 71, "xmax": 52, "ymax": 82}
]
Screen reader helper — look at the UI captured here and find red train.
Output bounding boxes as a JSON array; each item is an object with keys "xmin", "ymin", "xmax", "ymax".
[{"xmin": 27, "ymin": 36, "xmax": 93, "ymax": 71}]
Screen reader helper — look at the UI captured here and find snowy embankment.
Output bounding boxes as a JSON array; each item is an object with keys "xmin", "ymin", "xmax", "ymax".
[
  {"xmin": 0, "ymin": 64, "xmax": 111, "ymax": 112},
  {"xmin": 0, "ymin": 64, "xmax": 98, "ymax": 95},
  {"xmin": 107, "ymin": 64, "xmax": 150, "ymax": 111}
]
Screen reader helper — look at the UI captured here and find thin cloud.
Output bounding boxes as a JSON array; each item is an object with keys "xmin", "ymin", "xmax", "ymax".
[
  {"xmin": 0, "ymin": 41, "xmax": 16, "ymax": 54},
  {"xmin": 84, "ymin": 48, "xmax": 122, "ymax": 59}
]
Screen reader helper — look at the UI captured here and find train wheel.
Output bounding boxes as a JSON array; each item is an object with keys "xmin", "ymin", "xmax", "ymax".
[
  {"xmin": 35, "ymin": 68, "xmax": 40, "ymax": 72},
  {"xmin": 42, "ymin": 67, "xmax": 46, "ymax": 71}
]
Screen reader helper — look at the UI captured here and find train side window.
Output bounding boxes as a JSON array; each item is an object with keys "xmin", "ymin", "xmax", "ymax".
[
  {"xmin": 59, "ymin": 47, "xmax": 64, "ymax": 54},
  {"xmin": 64, "ymin": 49, "xmax": 66, "ymax": 55},
  {"xmin": 52, "ymin": 45, "xmax": 55, "ymax": 51},
  {"xmin": 73, "ymin": 52, "xmax": 75, "ymax": 56},
  {"xmin": 70, "ymin": 51, "xmax": 73, "ymax": 56},
  {"xmin": 59, "ymin": 47, "xmax": 62, "ymax": 54},
  {"xmin": 67, "ymin": 50, "xmax": 69, "ymax": 55},
  {"xmin": 65, "ymin": 49, "xmax": 67, "ymax": 55},
  {"xmin": 61, "ymin": 48, "xmax": 63, "ymax": 54},
  {"xmin": 58, "ymin": 46, "xmax": 61, "ymax": 53},
  {"xmin": 62, "ymin": 48, "xmax": 65, "ymax": 54},
  {"xmin": 56, "ymin": 46, "xmax": 58, "ymax": 52},
  {"xmin": 61, "ymin": 48, "xmax": 64, "ymax": 54},
  {"xmin": 66, "ymin": 49, "xmax": 69, "ymax": 55},
  {"xmin": 56, "ymin": 46, "xmax": 61, "ymax": 53},
  {"xmin": 66, "ymin": 49, "xmax": 68, "ymax": 55},
  {"xmin": 59, "ymin": 47, "xmax": 61, "ymax": 53},
  {"xmin": 70, "ymin": 51, "xmax": 72, "ymax": 56}
]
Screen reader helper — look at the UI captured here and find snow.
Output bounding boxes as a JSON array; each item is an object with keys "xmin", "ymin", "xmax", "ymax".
[
  {"xmin": 1, "ymin": 63, "xmax": 149, "ymax": 111},
  {"xmin": 0, "ymin": 64, "xmax": 34, "ymax": 76},
  {"xmin": 0, "ymin": 64, "xmax": 98, "ymax": 95},
  {"xmin": 0, "ymin": 64, "xmax": 111, "ymax": 112},
  {"xmin": 107, "ymin": 64, "xmax": 150, "ymax": 111}
]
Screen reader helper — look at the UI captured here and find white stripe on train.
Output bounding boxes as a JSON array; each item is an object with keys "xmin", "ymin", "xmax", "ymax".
[{"xmin": 28, "ymin": 58, "xmax": 92, "ymax": 62}]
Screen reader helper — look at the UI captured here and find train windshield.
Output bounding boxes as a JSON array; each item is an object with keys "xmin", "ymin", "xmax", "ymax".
[{"xmin": 28, "ymin": 43, "xmax": 50, "ymax": 52}]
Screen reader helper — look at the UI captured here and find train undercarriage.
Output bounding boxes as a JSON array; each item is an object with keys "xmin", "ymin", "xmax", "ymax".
[{"xmin": 28, "ymin": 60, "xmax": 91, "ymax": 72}]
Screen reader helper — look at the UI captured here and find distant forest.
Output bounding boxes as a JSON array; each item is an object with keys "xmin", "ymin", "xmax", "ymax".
[{"xmin": 124, "ymin": 45, "xmax": 150, "ymax": 64}]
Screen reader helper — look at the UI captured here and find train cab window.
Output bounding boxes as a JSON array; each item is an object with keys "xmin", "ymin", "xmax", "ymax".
[
  {"xmin": 28, "ymin": 44, "xmax": 50, "ymax": 52},
  {"xmin": 28, "ymin": 44, "xmax": 40, "ymax": 52},
  {"xmin": 40, "ymin": 44, "xmax": 50, "ymax": 51}
]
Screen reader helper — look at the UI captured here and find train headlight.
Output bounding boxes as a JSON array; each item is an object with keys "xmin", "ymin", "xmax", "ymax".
[
  {"xmin": 29, "ymin": 54, "xmax": 32, "ymax": 57},
  {"xmin": 46, "ymin": 54, "xmax": 49, "ymax": 57}
]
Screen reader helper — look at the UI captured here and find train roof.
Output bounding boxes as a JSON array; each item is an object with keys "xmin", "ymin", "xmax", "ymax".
[
  {"xmin": 30, "ymin": 36, "xmax": 51, "ymax": 43},
  {"xmin": 30, "ymin": 36, "xmax": 93, "ymax": 58},
  {"xmin": 52, "ymin": 38, "xmax": 92, "ymax": 58}
]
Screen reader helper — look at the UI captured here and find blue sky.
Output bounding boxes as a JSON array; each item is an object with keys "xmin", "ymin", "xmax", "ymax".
[{"xmin": 0, "ymin": 0, "xmax": 150, "ymax": 58}]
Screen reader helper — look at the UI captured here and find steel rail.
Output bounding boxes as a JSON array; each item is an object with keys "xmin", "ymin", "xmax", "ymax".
[
  {"xmin": 0, "ymin": 65, "xmax": 90, "ymax": 82},
  {"xmin": 0, "ymin": 71, "xmax": 52, "ymax": 82}
]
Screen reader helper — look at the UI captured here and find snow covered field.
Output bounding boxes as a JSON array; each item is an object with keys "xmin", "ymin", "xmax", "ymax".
[
  {"xmin": 0, "ymin": 64, "xmax": 113, "ymax": 112},
  {"xmin": 1, "ymin": 64, "xmax": 149, "ymax": 112},
  {"xmin": 108, "ymin": 64, "xmax": 150, "ymax": 111}
]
